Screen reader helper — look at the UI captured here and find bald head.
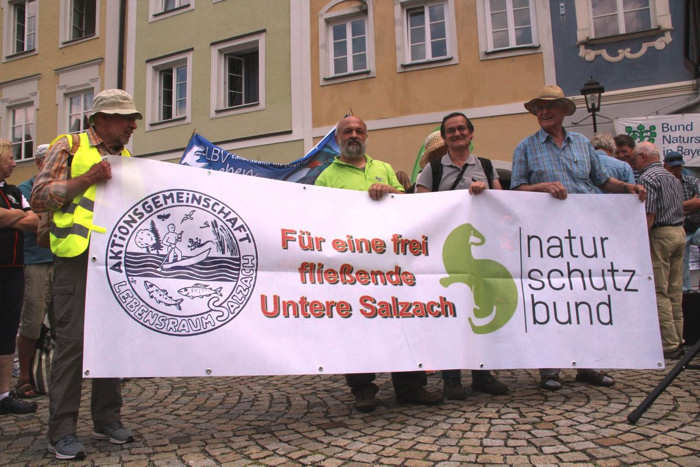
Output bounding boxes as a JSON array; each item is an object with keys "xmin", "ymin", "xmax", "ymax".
[
  {"xmin": 336, "ymin": 115, "xmax": 368, "ymax": 161},
  {"xmin": 630, "ymin": 141, "xmax": 660, "ymax": 170},
  {"xmin": 337, "ymin": 116, "xmax": 366, "ymax": 134}
]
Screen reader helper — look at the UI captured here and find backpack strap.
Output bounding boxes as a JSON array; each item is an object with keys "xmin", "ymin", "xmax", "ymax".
[
  {"xmin": 67, "ymin": 134, "xmax": 80, "ymax": 169},
  {"xmin": 430, "ymin": 153, "xmax": 443, "ymax": 192},
  {"xmin": 49, "ymin": 133, "xmax": 81, "ymax": 172},
  {"xmin": 478, "ymin": 157, "xmax": 494, "ymax": 189}
]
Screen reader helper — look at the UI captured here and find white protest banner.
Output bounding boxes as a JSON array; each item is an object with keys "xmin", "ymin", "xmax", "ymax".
[
  {"xmin": 84, "ymin": 157, "xmax": 663, "ymax": 377},
  {"xmin": 614, "ymin": 114, "xmax": 700, "ymax": 167}
]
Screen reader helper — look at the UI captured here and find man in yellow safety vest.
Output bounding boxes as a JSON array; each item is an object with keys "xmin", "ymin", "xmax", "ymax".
[{"xmin": 31, "ymin": 89, "xmax": 141, "ymax": 461}]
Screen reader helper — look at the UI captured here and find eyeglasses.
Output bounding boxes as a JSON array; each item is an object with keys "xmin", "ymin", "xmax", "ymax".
[{"xmin": 444, "ymin": 125, "xmax": 469, "ymax": 135}]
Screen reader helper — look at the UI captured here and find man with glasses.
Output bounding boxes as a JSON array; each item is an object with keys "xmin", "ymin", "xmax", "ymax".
[{"xmin": 415, "ymin": 112, "xmax": 509, "ymax": 400}]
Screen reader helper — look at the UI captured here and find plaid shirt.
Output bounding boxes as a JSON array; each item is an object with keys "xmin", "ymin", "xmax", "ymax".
[
  {"xmin": 681, "ymin": 173, "xmax": 699, "ymax": 201},
  {"xmin": 30, "ymin": 127, "xmax": 120, "ymax": 212},
  {"xmin": 596, "ymin": 150, "xmax": 635, "ymax": 184},
  {"xmin": 510, "ymin": 128, "xmax": 610, "ymax": 193}
]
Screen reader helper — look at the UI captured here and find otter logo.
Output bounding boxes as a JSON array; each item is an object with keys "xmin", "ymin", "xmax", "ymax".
[
  {"xmin": 106, "ymin": 189, "xmax": 257, "ymax": 336},
  {"xmin": 441, "ymin": 223, "xmax": 517, "ymax": 334}
]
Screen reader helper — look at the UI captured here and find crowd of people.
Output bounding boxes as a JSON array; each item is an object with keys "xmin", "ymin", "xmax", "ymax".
[{"xmin": 1, "ymin": 84, "xmax": 698, "ymax": 461}]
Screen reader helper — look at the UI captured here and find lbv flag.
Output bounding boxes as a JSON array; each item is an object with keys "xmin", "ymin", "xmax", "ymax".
[{"xmin": 179, "ymin": 129, "xmax": 339, "ymax": 184}]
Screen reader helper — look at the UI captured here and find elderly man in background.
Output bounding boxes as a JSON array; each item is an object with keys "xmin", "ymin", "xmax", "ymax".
[
  {"xmin": 630, "ymin": 143, "xmax": 686, "ymax": 359},
  {"xmin": 511, "ymin": 85, "xmax": 646, "ymax": 391},
  {"xmin": 14, "ymin": 144, "xmax": 54, "ymax": 399},
  {"xmin": 31, "ymin": 89, "xmax": 141, "ymax": 460},
  {"xmin": 663, "ymin": 151, "xmax": 700, "ymax": 292},
  {"xmin": 591, "ymin": 134, "xmax": 635, "ymax": 184},
  {"xmin": 315, "ymin": 115, "xmax": 442, "ymax": 412},
  {"xmin": 0, "ymin": 139, "xmax": 39, "ymax": 416}
]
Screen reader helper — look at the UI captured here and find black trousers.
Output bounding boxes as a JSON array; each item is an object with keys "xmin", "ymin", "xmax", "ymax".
[
  {"xmin": 346, "ymin": 371, "xmax": 427, "ymax": 394},
  {"xmin": 0, "ymin": 267, "xmax": 23, "ymax": 355}
]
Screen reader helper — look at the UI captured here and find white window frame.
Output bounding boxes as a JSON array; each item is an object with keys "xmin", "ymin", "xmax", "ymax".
[
  {"xmin": 393, "ymin": 0, "xmax": 458, "ymax": 72},
  {"xmin": 590, "ymin": 0, "xmax": 654, "ymax": 38},
  {"xmin": 55, "ymin": 58, "xmax": 101, "ymax": 135},
  {"xmin": 483, "ymin": 0, "xmax": 538, "ymax": 52},
  {"xmin": 157, "ymin": 63, "xmax": 187, "ymax": 122},
  {"xmin": 146, "ymin": 50, "xmax": 192, "ymax": 130},
  {"xmin": 58, "ymin": 0, "xmax": 99, "ymax": 46},
  {"xmin": 65, "ymin": 88, "xmax": 94, "ymax": 134},
  {"xmin": 148, "ymin": 0, "xmax": 194, "ymax": 22},
  {"xmin": 575, "ymin": 0, "xmax": 671, "ymax": 43},
  {"xmin": 405, "ymin": 3, "xmax": 446, "ymax": 61},
  {"xmin": 476, "ymin": 0, "xmax": 544, "ymax": 60},
  {"xmin": 210, "ymin": 31, "xmax": 265, "ymax": 119},
  {"xmin": 319, "ymin": 0, "xmax": 376, "ymax": 84},
  {"xmin": 0, "ymin": 74, "xmax": 39, "ymax": 161},
  {"xmin": 329, "ymin": 17, "xmax": 369, "ymax": 76},
  {"xmin": 9, "ymin": 104, "xmax": 34, "ymax": 161},
  {"xmin": 1, "ymin": 0, "xmax": 38, "ymax": 60}
]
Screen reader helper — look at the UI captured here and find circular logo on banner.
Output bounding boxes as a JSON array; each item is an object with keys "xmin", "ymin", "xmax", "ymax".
[{"xmin": 106, "ymin": 189, "xmax": 258, "ymax": 336}]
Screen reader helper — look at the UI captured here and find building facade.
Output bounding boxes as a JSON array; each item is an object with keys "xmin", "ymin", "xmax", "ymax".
[
  {"xmin": 553, "ymin": 0, "xmax": 699, "ymax": 140},
  {"xmin": 125, "ymin": 0, "xmax": 311, "ymax": 165},
  {"xmin": 2, "ymin": 0, "xmax": 697, "ymax": 185},
  {"xmin": 310, "ymin": 0, "xmax": 558, "ymax": 173},
  {"xmin": 1, "ymin": 0, "xmax": 123, "ymax": 184}
]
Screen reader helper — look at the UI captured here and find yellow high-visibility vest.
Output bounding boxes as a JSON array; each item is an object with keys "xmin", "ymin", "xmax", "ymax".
[{"xmin": 50, "ymin": 132, "xmax": 130, "ymax": 257}]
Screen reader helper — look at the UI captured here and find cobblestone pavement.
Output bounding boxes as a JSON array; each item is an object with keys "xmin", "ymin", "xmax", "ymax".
[{"xmin": 1, "ymin": 364, "xmax": 698, "ymax": 466}]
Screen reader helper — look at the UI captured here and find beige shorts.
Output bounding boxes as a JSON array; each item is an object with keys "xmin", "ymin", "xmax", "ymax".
[{"xmin": 19, "ymin": 262, "xmax": 54, "ymax": 340}]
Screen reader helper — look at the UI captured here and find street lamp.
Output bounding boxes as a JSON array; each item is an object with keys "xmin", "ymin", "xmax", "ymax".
[{"xmin": 580, "ymin": 78, "xmax": 605, "ymax": 134}]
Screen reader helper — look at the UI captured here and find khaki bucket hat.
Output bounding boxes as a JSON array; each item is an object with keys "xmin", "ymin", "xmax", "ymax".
[
  {"xmin": 89, "ymin": 89, "xmax": 142, "ymax": 123},
  {"xmin": 524, "ymin": 85, "xmax": 576, "ymax": 116}
]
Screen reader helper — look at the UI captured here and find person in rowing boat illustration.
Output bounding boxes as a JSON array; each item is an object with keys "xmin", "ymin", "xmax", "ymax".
[{"xmin": 162, "ymin": 223, "xmax": 183, "ymax": 265}]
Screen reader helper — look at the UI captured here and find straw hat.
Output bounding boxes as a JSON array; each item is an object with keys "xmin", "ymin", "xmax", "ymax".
[
  {"xmin": 420, "ymin": 130, "xmax": 446, "ymax": 168},
  {"xmin": 524, "ymin": 85, "xmax": 576, "ymax": 116},
  {"xmin": 89, "ymin": 89, "xmax": 142, "ymax": 123}
]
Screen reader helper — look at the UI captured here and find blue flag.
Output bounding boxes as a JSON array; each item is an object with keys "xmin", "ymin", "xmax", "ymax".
[{"xmin": 179, "ymin": 130, "xmax": 339, "ymax": 184}]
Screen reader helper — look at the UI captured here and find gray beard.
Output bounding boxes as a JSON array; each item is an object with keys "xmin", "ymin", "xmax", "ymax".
[{"xmin": 341, "ymin": 140, "xmax": 365, "ymax": 159}]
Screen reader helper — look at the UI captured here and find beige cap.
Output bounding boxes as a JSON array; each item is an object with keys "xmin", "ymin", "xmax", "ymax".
[
  {"xmin": 524, "ymin": 85, "xmax": 576, "ymax": 116},
  {"xmin": 89, "ymin": 89, "xmax": 142, "ymax": 123},
  {"xmin": 420, "ymin": 130, "xmax": 446, "ymax": 169}
]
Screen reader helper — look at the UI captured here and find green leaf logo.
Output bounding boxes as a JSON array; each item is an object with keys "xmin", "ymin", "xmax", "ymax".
[
  {"xmin": 625, "ymin": 124, "xmax": 656, "ymax": 143},
  {"xmin": 441, "ymin": 223, "xmax": 518, "ymax": 334}
]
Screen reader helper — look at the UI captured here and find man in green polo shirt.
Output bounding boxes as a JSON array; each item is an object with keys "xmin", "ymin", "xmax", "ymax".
[
  {"xmin": 315, "ymin": 116, "xmax": 405, "ymax": 199},
  {"xmin": 315, "ymin": 115, "xmax": 442, "ymax": 412}
]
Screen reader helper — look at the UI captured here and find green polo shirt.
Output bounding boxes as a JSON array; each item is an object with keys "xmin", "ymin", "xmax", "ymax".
[{"xmin": 314, "ymin": 154, "xmax": 405, "ymax": 192}]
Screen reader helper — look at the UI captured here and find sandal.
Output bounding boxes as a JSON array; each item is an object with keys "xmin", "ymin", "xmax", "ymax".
[{"xmin": 14, "ymin": 382, "xmax": 41, "ymax": 399}]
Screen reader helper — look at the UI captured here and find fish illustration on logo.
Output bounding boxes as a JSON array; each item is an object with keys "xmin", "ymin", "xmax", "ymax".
[
  {"xmin": 106, "ymin": 189, "xmax": 258, "ymax": 336},
  {"xmin": 144, "ymin": 280, "xmax": 184, "ymax": 310},
  {"xmin": 441, "ymin": 223, "xmax": 518, "ymax": 334},
  {"xmin": 178, "ymin": 283, "xmax": 223, "ymax": 299}
]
